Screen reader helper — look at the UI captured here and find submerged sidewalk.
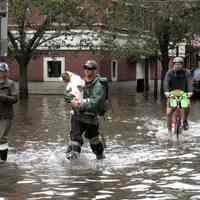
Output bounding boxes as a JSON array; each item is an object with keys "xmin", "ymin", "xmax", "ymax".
[{"xmin": 21, "ymin": 81, "xmax": 138, "ymax": 95}]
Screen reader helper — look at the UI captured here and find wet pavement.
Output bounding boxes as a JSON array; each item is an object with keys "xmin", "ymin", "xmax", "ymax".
[{"xmin": 1, "ymin": 94, "xmax": 200, "ymax": 200}]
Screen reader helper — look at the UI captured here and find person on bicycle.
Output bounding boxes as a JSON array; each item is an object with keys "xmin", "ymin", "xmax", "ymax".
[
  {"xmin": 164, "ymin": 56, "xmax": 193, "ymax": 132},
  {"xmin": 65, "ymin": 60, "xmax": 106, "ymax": 160}
]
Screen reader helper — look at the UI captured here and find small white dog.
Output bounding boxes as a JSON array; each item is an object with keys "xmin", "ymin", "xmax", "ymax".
[{"xmin": 62, "ymin": 71, "xmax": 85, "ymax": 103}]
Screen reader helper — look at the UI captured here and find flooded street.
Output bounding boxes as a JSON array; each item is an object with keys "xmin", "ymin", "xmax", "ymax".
[{"xmin": 1, "ymin": 94, "xmax": 200, "ymax": 200}]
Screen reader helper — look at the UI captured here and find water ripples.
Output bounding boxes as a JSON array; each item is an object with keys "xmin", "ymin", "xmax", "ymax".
[{"xmin": 1, "ymin": 95, "xmax": 200, "ymax": 200}]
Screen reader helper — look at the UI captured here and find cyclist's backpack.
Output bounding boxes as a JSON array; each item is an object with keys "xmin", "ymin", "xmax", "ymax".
[{"xmin": 97, "ymin": 75, "xmax": 109, "ymax": 116}]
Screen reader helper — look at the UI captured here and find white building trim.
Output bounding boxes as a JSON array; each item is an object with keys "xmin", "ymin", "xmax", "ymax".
[{"xmin": 10, "ymin": 30, "xmax": 102, "ymax": 51}]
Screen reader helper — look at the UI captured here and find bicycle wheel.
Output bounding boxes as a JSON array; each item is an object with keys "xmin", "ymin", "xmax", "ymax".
[{"xmin": 175, "ymin": 117, "xmax": 182, "ymax": 138}]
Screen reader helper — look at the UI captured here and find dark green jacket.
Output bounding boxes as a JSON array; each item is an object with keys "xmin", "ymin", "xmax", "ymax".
[{"xmin": 79, "ymin": 76, "xmax": 105, "ymax": 124}]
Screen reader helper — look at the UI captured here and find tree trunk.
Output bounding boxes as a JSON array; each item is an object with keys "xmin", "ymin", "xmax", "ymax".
[
  {"xmin": 153, "ymin": 58, "xmax": 158, "ymax": 99},
  {"xmin": 19, "ymin": 62, "xmax": 29, "ymax": 99},
  {"xmin": 157, "ymin": 21, "xmax": 170, "ymax": 99},
  {"xmin": 160, "ymin": 54, "xmax": 169, "ymax": 99},
  {"xmin": 144, "ymin": 58, "xmax": 149, "ymax": 92},
  {"xmin": 159, "ymin": 33, "xmax": 170, "ymax": 99}
]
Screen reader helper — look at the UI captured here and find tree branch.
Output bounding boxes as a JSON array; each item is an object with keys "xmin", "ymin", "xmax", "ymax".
[
  {"xmin": 26, "ymin": 17, "xmax": 51, "ymax": 52},
  {"xmin": 8, "ymin": 30, "xmax": 19, "ymax": 51},
  {"xmin": 31, "ymin": 32, "xmax": 64, "ymax": 52}
]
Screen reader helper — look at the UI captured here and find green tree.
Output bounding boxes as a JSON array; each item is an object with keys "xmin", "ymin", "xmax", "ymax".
[
  {"xmin": 104, "ymin": 0, "xmax": 200, "ymax": 97},
  {"xmin": 8, "ymin": 0, "xmax": 106, "ymax": 99}
]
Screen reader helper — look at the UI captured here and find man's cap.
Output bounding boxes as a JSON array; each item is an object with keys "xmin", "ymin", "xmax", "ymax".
[
  {"xmin": 83, "ymin": 60, "xmax": 97, "ymax": 69},
  {"xmin": 0, "ymin": 63, "xmax": 9, "ymax": 72}
]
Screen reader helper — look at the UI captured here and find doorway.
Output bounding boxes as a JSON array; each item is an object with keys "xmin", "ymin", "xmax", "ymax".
[{"xmin": 43, "ymin": 57, "xmax": 65, "ymax": 81}]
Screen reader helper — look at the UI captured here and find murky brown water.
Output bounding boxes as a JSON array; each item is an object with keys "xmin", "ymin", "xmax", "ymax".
[{"xmin": 1, "ymin": 94, "xmax": 200, "ymax": 200}]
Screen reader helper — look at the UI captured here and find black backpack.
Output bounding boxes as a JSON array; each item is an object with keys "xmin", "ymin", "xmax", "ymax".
[{"xmin": 97, "ymin": 75, "xmax": 109, "ymax": 116}]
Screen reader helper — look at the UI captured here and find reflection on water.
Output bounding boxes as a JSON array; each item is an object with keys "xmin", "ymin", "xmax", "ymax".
[{"xmin": 1, "ymin": 94, "xmax": 200, "ymax": 200}]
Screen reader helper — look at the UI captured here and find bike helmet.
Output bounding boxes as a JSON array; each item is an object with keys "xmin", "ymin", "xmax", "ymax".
[
  {"xmin": 0, "ymin": 63, "xmax": 9, "ymax": 72},
  {"xmin": 83, "ymin": 60, "xmax": 97, "ymax": 70},
  {"xmin": 172, "ymin": 57, "xmax": 184, "ymax": 64}
]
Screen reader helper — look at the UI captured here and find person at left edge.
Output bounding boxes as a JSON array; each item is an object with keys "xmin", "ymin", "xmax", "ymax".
[{"xmin": 0, "ymin": 63, "xmax": 18, "ymax": 162}]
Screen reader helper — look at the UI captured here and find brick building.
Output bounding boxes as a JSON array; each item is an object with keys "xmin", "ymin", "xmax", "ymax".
[{"xmin": 1, "ymin": 1, "xmax": 161, "ymax": 93}]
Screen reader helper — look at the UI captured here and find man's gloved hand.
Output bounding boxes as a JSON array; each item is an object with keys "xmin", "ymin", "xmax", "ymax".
[{"xmin": 64, "ymin": 91, "xmax": 74, "ymax": 103}]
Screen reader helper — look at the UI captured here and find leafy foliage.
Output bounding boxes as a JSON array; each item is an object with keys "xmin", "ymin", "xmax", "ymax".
[
  {"xmin": 103, "ymin": 0, "xmax": 200, "ymax": 61},
  {"xmin": 7, "ymin": 0, "xmax": 107, "ymax": 98}
]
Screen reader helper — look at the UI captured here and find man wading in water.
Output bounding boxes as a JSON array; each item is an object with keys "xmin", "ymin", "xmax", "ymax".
[{"xmin": 64, "ymin": 60, "xmax": 106, "ymax": 160}]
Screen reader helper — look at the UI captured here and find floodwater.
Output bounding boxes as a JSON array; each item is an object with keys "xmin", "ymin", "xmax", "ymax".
[{"xmin": 1, "ymin": 94, "xmax": 200, "ymax": 200}]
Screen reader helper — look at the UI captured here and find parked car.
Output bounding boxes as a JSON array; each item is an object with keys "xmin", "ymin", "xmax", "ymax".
[{"xmin": 192, "ymin": 67, "xmax": 200, "ymax": 96}]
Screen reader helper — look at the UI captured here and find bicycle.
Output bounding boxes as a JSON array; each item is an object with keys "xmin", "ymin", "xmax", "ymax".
[{"xmin": 168, "ymin": 90, "xmax": 190, "ymax": 138}]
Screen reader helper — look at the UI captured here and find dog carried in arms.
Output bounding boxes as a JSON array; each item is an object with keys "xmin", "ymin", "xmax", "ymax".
[{"xmin": 62, "ymin": 71, "xmax": 85, "ymax": 104}]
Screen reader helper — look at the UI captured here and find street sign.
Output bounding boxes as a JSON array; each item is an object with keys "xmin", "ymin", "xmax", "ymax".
[{"xmin": 178, "ymin": 44, "xmax": 186, "ymax": 57}]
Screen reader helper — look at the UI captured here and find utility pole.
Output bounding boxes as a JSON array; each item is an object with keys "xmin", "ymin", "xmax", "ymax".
[{"xmin": 0, "ymin": 0, "xmax": 8, "ymax": 58}]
